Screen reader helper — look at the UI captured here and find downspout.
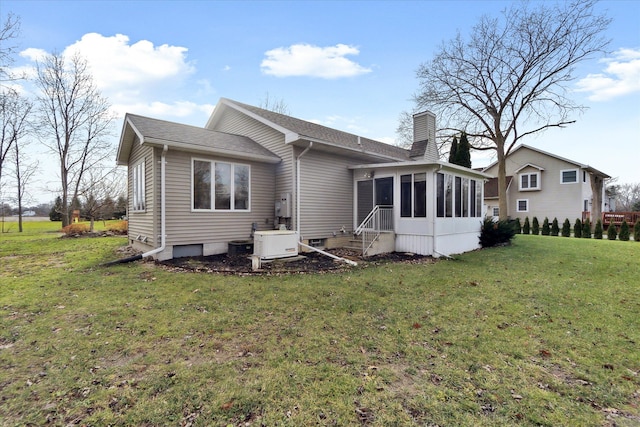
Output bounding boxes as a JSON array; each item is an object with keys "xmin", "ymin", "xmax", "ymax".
[
  {"xmin": 103, "ymin": 144, "xmax": 168, "ymax": 266},
  {"xmin": 296, "ymin": 141, "xmax": 313, "ymax": 236}
]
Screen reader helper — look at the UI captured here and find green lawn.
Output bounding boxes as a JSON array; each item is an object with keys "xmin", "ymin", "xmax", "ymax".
[{"xmin": 1, "ymin": 223, "xmax": 639, "ymax": 426}]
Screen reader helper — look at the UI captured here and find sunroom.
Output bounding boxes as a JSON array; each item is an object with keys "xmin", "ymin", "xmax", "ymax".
[{"xmin": 349, "ymin": 160, "xmax": 490, "ymax": 257}]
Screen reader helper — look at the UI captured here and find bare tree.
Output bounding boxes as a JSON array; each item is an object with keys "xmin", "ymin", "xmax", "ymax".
[
  {"xmin": 35, "ymin": 52, "xmax": 115, "ymax": 226},
  {"xmin": 612, "ymin": 183, "xmax": 640, "ymax": 212},
  {"xmin": 1, "ymin": 12, "xmax": 21, "ymax": 85},
  {"xmin": 259, "ymin": 92, "xmax": 290, "ymax": 115},
  {"xmin": 414, "ymin": 0, "xmax": 610, "ymax": 219},
  {"xmin": 3, "ymin": 91, "xmax": 33, "ymax": 232},
  {"xmin": 79, "ymin": 166, "xmax": 125, "ymax": 231}
]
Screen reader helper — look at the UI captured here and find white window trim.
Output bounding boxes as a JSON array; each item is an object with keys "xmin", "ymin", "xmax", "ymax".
[
  {"xmin": 517, "ymin": 199, "xmax": 529, "ymax": 212},
  {"xmin": 191, "ymin": 158, "xmax": 251, "ymax": 212},
  {"xmin": 561, "ymin": 168, "xmax": 579, "ymax": 184},
  {"xmin": 519, "ymin": 172, "xmax": 540, "ymax": 191},
  {"xmin": 132, "ymin": 161, "xmax": 146, "ymax": 212}
]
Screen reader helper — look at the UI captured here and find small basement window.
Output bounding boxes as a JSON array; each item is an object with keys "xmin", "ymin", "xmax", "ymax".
[{"xmin": 309, "ymin": 239, "xmax": 325, "ymax": 248}]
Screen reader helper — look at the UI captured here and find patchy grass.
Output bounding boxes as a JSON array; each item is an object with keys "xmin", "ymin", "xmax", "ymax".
[{"xmin": 1, "ymin": 229, "xmax": 639, "ymax": 426}]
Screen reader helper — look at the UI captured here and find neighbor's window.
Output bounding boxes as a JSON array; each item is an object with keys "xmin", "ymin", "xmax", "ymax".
[
  {"xmin": 517, "ymin": 199, "xmax": 528, "ymax": 212},
  {"xmin": 561, "ymin": 169, "xmax": 578, "ymax": 184},
  {"xmin": 492, "ymin": 207, "xmax": 500, "ymax": 217},
  {"xmin": 193, "ymin": 159, "xmax": 250, "ymax": 211},
  {"xmin": 132, "ymin": 161, "xmax": 146, "ymax": 211},
  {"xmin": 520, "ymin": 172, "xmax": 540, "ymax": 190}
]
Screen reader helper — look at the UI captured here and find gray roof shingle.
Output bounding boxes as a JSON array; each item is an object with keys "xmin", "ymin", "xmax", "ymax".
[
  {"xmin": 125, "ymin": 113, "xmax": 280, "ymax": 162},
  {"xmin": 223, "ymin": 99, "xmax": 410, "ymax": 161}
]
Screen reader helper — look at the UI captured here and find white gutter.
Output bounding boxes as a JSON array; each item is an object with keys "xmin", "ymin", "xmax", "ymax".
[
  {"xmin": 296, "ymin": 141, "xmax": 313, "ymax": 236},
  {"xmin": 142, "ymin": 145, "xmax": 168, "ymax": 259}
]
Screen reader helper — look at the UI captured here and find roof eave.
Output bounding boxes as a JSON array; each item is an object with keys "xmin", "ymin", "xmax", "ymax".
[{"xmin": 144, "ymin": 138, "xmax": 281, "ymax": 164}]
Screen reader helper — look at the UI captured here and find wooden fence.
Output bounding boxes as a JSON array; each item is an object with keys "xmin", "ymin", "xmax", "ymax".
[{"xmin": 583, "ymin": 211, "xmax": 640, "ymax": 227}]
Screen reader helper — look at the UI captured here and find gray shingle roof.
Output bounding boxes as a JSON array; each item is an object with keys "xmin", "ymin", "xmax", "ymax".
[
  {"xmin": 123, "ymin": 113, "xmax": 280, "ymax": 162},
  {"xmin": 223, "ymin": 99, "xmax": 410, "ymax": 161}
]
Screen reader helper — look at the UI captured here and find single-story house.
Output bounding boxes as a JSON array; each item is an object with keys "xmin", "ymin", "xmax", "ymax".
[
  {"xmin": 482, "ymin": 144, "xmax": 610, "ymax": 222},
  {"xmin": 116, "ymin": 98, "xmax": 490, "ymax": 261}
]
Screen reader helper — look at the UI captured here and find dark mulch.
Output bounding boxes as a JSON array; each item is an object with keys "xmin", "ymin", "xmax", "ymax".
[{"xmin": 158, "ymin": 248, "xmax": 435, "ymax": 275}]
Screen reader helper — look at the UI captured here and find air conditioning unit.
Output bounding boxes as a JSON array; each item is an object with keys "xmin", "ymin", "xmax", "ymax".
[{"xmin": 253, "ymin": 230, "xmax": 299, "ymax": 259}]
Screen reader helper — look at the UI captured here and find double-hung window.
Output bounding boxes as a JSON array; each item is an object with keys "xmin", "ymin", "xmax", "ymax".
[
  {"xmin": 132, "ymin": 161, "xmax": 146, "ymax": 212},
  {"xmin": 517, "ymin": 199, "xmax": 529, "ymax": 212},
  {"xmin": 520, "ymin": 173, "xmax": 540, "ymax": 191},
  {"xmin": 193, "ymin": 159, "xmax": 250, "ymax": 211}
]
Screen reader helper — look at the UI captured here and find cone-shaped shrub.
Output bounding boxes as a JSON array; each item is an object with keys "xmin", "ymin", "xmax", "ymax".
[
  {"xmin": 574, "ymin": 219, "xmax": 582, "ymax": 238},
  {"xmin": 514, "ymin": 218, "xmax": 522, "ymax": 234},
  {"xmin": 561, "ymin": 218, "xmax": 571, "ymax": 237},
  {"xmin": 619, "ymin": 220, "xmax": 630, "ymax": 241},
  {"xmin": 523, "ymin": 217, "xmax": 530, "ymax": 234},
  {"xmin": 532, "ymin": 217, "xmax": 540, "ymax": 235},
  {"xmin": 594, "ymin": 219, "xmax": 603, "ymax": 239},
  {"xmin": 607, "ymin": 222, "xmax": 617, "ymax": 240},
  {"xmin": 582, "ymin": 218, "xmax": 591, "ymax": 238},
  {"xmin": 634, "ymin": 220, "xmax": 640, "ymax": 242},
  {"xmin": 551, "ymin": 218, "xmax": 559, "ymax": 236},
  {"xmin": 542, "ymin": 217, "xmax": 550, "ymax": 235}
]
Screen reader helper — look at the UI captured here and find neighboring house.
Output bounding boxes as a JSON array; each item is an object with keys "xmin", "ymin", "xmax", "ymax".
[
  {"xmin": 482, "ymin": 144, "xmax": 610, "ymax": 223},
  {"xmin": 116, "ymin": 98, "xmax": 490, "ymax": 261}
]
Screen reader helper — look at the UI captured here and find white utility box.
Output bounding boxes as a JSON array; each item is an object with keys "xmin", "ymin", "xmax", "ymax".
[{"xmin": 253, "ymin": 230, "xmax": 299, "ymax": 259}]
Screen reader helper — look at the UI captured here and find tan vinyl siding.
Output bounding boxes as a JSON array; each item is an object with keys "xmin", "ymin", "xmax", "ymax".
[
  {"xmin": 163, "ymin": 149, "xmax": 276, "ymax": 245},
  {"xmin": 211, "ymin": 108, "xmax": 293, "ymax": 198},
  {"xmin": 485, "ymin": 147, "xmax": 584, "ymax": 221},
  {"xmin": 299, "ymin": 149, "xmax": 354, "ymax": 239},
  {"xmin": 127, "ymin": 140, "xmax": 156, "ymax": 245}
]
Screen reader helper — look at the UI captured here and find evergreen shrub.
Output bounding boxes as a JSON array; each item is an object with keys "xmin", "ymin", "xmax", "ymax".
[
  {"xmin": 542, "ymin": 217, "xmax": 550, "ymax": 236},
  {"xmin": 532, "ymin": 217, "xmax": 540, "ymax": 235},
  {"xmin": 574, "ymin": 219, "xmax": 582, "ymax": 238},
  {"xmin": 594, "ymin": 219, "xmax": 603, "ymax": 239},
  {"xmin": 551, "ymin": 218, "xmax": 559, "ymax": 236},
  {"xmin": 561, "ymin": 219, "xmax": 571, "ymax": 237},
  {"xmin": 619, "ymin": 220, "xmax": 630, "ymax": 241},
  {"xmin": 582, "ymin": 218, "xmax": 591, "ymax": 238},
  {"xmin": 634, "ymin": 220, "xmax": 640, "ymax": 242},
  {"xmin": 607, "ymin": 223, "xmax": 617, "ymax": 240},
  {"xmin": 480, "ymin": 217, "xmax": 516, "ymax": 248},
  {"xmin": 514, "ymin": 218, "xmax": 522, "ymax": 234},
  {"xmin": 523, "ymin": 217, "xmax": 530, "ymax": 234}
]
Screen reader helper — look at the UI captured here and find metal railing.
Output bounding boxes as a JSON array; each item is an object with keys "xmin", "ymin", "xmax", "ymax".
[{"xmin": 354, "ymin": 205, "xmax": 393, "ymax": 256}]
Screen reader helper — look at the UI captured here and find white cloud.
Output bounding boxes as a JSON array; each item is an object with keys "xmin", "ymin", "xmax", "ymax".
[
  {"xmin": 261, "ymin": 43, "xmax": 372, "ymax": 79},
  {"xmin": 576, "ymin": 48, "xmax": 640, "ymax": 101},
  {"xmin": 17, "ymin": 33, "xmax": 214, "ymax": 123},
  {"xmin": 62, "ymin": 33, "xmax": 195, "ymax": 92}
]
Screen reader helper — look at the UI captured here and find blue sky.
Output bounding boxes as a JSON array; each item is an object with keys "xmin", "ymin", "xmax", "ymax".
[{"xmin": 3, "ymin": 0, "xmax": 640, "ymax": 203}]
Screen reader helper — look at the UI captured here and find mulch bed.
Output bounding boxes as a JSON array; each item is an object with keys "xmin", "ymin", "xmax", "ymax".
[{"xmin": 158, "ymin": 248, "xmax": 436, "ymax": 275}]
